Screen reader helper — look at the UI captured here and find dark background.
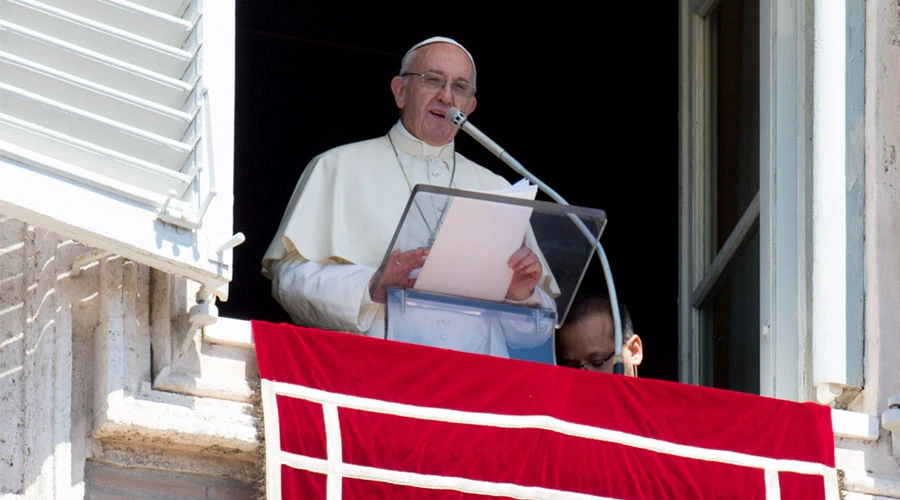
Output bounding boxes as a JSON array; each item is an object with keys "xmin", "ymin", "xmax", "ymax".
[{"xmin": 222, "ymin": 4, "xmax": 681, "ymax": 381}]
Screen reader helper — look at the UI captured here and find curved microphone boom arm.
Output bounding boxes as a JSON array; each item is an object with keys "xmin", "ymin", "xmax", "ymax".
[{"xmin": 446, "ymin": 107, "xmax": 625, "ymax": 375}]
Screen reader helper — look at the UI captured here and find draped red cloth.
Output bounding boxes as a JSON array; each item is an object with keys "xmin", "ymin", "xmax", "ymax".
[{"xmin": 252, "ymin": 320, "xmax": 837, "ymax": 500}]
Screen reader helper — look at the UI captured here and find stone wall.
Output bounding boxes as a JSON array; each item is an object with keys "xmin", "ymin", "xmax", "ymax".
[{"xmin": 0, "ymin": 218, "xmax": 259, "ymax": 499}]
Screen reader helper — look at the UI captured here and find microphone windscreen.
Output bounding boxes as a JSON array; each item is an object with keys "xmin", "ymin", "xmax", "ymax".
[{"xmin": 446, "ymin": 107, "xmax": 464, "ymax": 127}]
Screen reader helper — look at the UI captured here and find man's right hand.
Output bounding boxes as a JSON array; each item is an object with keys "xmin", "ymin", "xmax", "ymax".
[{"xmin": 368, "ymin": 247, "xmax": 429, "ymax": 302}]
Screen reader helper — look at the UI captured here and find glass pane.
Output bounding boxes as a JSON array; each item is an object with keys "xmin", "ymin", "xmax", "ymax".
[
  {"xmin": 702, "ymin": 230, "xmax": 760, "ymax": 394},
  {"xmin": 714, "ymin": 0, "xmax": 759, "ymax": 252}
]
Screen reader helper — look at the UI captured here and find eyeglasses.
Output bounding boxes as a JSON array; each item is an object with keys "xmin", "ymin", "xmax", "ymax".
[
  {"xmin": 402, "ymin": 72, "xmax": 475, "ymax": 99},
  {"xmin": 559, "ymin": 352, "xmax": 615, "ymax": 372}
]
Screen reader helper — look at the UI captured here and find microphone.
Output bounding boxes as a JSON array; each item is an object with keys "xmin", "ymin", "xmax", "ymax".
[
  {"xmin": 446, "ymin": 107, "xmax": 627, "ymax": 375},
  {"xmin": 445, "ymin": 107, "xmax": 569, "ymax": 206},
  {"xmin": 446, "ymin": 107, "xmax": 506, "ymax": 157}
]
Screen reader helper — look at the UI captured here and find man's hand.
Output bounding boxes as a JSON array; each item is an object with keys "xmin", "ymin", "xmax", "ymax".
[
  {"xmin": 368, "ymin": 248, "xmax": 428, "ymax": 303},
  {"xmin": 506, "ymin": 246, "xmax": 542, "ymax": 302}
]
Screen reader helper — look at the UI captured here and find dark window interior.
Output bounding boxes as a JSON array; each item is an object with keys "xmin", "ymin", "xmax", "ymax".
[
  {"xmin": 223, "ymin": 5, "xmax": 680, "ymax": 382},
  {"xmin": 710, "ymin": 0, "xmax": 760, "ymax": 393}
]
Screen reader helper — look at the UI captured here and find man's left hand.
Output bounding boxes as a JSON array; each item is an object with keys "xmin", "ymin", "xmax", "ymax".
[{"xmin": 506, "ymin": 247, "xmax": 541, "ymax": 301}]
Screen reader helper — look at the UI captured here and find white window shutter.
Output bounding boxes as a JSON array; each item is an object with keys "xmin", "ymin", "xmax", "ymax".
[{"xmin": 0, "ymin": 0, "xmax": 239, "ymax": 299}]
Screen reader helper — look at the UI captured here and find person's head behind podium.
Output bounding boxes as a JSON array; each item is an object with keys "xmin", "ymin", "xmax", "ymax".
[
  {"xmin": 556, "ymin": 294, "xmax": 643, "ymax": 377},
  {"xmin": 390, "ymin": 36, "xmax": 478, "ymax": 147}
]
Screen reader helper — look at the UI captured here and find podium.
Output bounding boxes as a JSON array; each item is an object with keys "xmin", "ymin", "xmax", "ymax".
[{"xmin": 377, "ymin": 185, "xmax": 607, "ymax": 364}]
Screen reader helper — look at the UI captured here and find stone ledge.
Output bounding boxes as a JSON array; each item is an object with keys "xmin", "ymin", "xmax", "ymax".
[
  {"xmin": 840, "ymin": 472, "xmax": 900, "ymax": 498},
  {"xmin": 94, "ymin": 383, "xmax": 259, "ymax": 483},
  {"xmin": 85, "ymin": 458, "xmax": 258, "ymax": 499},
  {"xmin": 203, "ymin": 316, "xmax": 254, "ymax": 348},
  {"xmin": 833, "ymin": 408, "xmax": 881, "ymax": 442}
]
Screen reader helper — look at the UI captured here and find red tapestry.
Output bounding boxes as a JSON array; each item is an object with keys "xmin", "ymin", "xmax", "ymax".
[{"xmin": 252, "ymin": 320, "xmax": 838, "ymax": 500}]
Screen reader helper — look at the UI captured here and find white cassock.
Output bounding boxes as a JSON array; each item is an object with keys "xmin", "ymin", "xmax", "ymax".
[{"xmin": 262, "ymin": 120, "xmax": 558, "ymax": 358}]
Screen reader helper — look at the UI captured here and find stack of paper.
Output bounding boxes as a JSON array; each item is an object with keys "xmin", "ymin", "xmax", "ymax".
[{"xmin": 413, "ymin": 179, "xmax": 538, "ymax": 301}]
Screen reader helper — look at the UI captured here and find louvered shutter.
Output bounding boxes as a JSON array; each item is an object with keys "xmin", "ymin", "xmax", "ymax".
[{"xmin": 0, "ymin": 0, "xmax": 238, "ymax": 298}]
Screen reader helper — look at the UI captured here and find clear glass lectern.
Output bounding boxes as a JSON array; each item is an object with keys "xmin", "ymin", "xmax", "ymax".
[{"xmin": 377, "ymin": 185, "xmax": 607, "ymax": 365}]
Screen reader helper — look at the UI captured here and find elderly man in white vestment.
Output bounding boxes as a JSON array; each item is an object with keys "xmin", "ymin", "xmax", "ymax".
[{"xmin": 261, "ymin": 36, "xmax": 557, "ymax": 358}]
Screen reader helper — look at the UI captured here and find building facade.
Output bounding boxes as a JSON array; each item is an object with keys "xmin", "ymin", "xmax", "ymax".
[{"xmin": 1, "ymin": 0, "xmax": 898, "ymax": 498}]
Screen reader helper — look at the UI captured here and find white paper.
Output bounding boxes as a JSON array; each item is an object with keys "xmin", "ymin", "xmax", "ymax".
[{"xmin": 413, "ymin": 179, "xmax": 538, "ymax": 301}]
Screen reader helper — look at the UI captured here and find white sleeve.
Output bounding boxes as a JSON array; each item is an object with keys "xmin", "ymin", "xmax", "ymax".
[
  {"xmin": 500, "ymin": 286, "xmax": 558, "ymax": 349},
  {"xmin": 271, "ymin": 254, "xmax": 381, "ymax": 334}
]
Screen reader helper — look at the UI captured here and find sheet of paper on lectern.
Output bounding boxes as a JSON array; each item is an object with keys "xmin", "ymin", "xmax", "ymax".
[{"xmin": 413, "ymin": 179, "xmax": 538, "ymax": 301}]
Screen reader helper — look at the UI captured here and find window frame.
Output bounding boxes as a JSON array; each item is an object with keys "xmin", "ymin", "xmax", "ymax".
[{"xmin": 679, "ymin": 0, "xmax": 815, "ymax": 400}]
